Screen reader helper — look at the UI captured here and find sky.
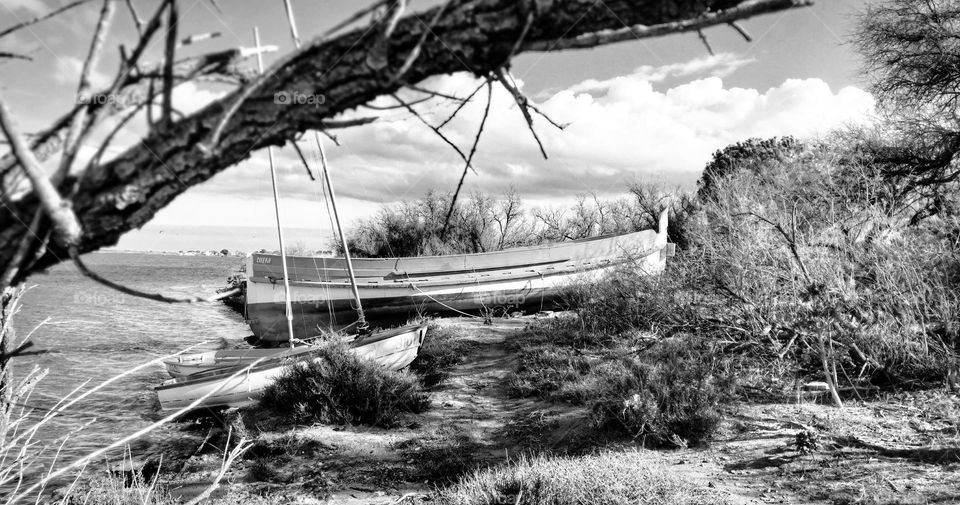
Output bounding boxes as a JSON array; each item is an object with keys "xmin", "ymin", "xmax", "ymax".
[{"xmin": 0, "ymin": 0, "xmax": 875, "ymax": 252}]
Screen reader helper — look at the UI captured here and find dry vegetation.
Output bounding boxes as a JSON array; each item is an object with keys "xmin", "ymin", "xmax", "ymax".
[{"xmin": 259, "ymin": 341, "xmax": 430, "ymax": 428}]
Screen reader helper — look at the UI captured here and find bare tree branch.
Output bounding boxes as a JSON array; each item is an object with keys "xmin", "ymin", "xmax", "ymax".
[
  {"xmin": 523, "ymin": 0, "xmax": 812, "ymax": 52},
  {"xmin": 392, "ymin": 93, "xmax": 476, "ymax": 173},
  {"xmin": 161, "ymin": 0, "xmax": 179, "ymax": 127},
  {"xmin": 57, "ymin": 0, "xmax": 117, "ymax": 182},
  {"xmin": 125, "ymin": 0, "xmax": 144, "ymax": 36},
  {"xmin": 443, "ymin": 80, "xmax": 493, "ymax": 238},
  {"xmin": 494, "ymin": 67, "xmax": 547, "ymax": 159}
]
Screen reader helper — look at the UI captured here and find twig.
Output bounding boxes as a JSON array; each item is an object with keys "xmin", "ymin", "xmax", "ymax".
[
  {"xmin": 391, "ymin": 93, "xmax": 475, "ymax": 172},
  {"xmin": 405, "ymin": 83, "xmax": 468, "ymax": 102},
  {"xmin": 696, "ymin": 29, "xmax": 714, "ymax": 55},
  {"xmin": 443, "ymin": 80, "xmax": 492, "ymax": 238},
  {"xmin": 728, "ymin": 21, "xmax": 752, "ymax": 42},
  {"xmin": 184, "ymin": 429, "xmax": 251, "ymax": 505},
  {"xmin": 361, "ymin": 96, "xmax": 431, "ymax": 110},
  {"xmin": 0, "ymin": 0, "xmax": 93, "ymax": 39},
  {"xmin": 291, "ymin": 141, "xmax": 316, "ymax": 181},
  {"xmin": 393, "ymin": 0, "xmax": 451, "ymax": 81},
  {"xmin": 57, "ymin": 0, "xmax": 117, "ymax": 181},
  {"xmin": 161, "ymin": 0, "xmax": 179, "ymax": 127},
  {"xmin": 494, "ymin": 67, "xmax": 547, "ymax": 159},
  {"xmin": 125, "ymin": 0, "xmax": 144, "ymax": 35},
  {"xmin": 0, "ymin": 52, "xmax": 32, "ymax": 61},
  {"xmin": 320, "ymin": 0, "xmax": 389, "ymax": 40},
  {"xmin": 436, "ymin": 80, "xmax": 487, "ymax": 129}
]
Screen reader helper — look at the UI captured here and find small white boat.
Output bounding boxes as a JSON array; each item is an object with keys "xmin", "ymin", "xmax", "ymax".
[
  {"xmin": 154, "ymin": 323, "xmax": 427, "ymax": 411},
  {"xmin": 164, "ymin": 347, "xmax": 313, "ymax": 378}
]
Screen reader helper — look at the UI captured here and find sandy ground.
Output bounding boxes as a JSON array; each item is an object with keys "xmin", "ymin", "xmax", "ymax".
[{"xmin": 150, "ymin": 316, "xmax": 960, "ymax": 505}]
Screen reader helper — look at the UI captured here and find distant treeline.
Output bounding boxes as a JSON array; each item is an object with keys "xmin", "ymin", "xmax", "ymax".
[{"xmin": 346, "ymin": 185, "xmax": 682, "ymax": 258}]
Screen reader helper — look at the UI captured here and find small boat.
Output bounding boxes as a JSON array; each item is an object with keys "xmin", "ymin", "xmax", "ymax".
[
  {"xmin": 244, "ymin": 211, "xmax": 672, "ymax": 342},
  {"xmin": 164, "ymin": 347, "xmax": 312, "ymax": 378},
  {"xmin": 156, "ymin": 30, "xmax": 428, "ymax": 412},
  {"xmin": 155, "ymin": 322, "xmax": 427, "ymax": 411}
]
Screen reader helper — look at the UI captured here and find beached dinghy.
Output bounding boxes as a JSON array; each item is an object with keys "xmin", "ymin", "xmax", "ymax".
[
  {"xmin": 244, "ymin": 210, "xmax": 672, "ymax": 342},
  {"xmin": 155, "ymin": 322, "xmax": 427, "ymax": 411},
  {"xmin": 164, "ymin": 347, "xmax": 312, "ymax": 378}
]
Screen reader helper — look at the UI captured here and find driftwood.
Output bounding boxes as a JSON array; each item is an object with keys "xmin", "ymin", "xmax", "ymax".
[{"xmin": 0, "ymin": 0, "xmax": 811, "ymax": 288}]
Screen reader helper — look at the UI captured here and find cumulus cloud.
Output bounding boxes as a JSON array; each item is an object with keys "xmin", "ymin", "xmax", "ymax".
[
  {"xmin": 128, "ymin": 54, "xmax": 876, "ymax": 229},
  {"xmin": 195, "ymin": 58, "xmax": 874, "ymax": 208}
]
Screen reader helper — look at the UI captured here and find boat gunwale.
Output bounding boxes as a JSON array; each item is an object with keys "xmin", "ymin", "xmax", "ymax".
[
  {"xmin": 155, "ymin": 323, "xmax": 427, "ymax": 391},
  {"xmin": 248, "ymin": 247, "xmax": 663, "ymax": 289},
  {"xmin": 251, "ymin": 228, "xmax": 657, "ymax": 264}
]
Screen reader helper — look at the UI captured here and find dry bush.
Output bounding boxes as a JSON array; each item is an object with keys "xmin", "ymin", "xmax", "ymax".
[
  {"xmin": 633, "ymin": 135, "xmax": 960, "ymax": 389},
  {"xmin": 349, "ymin": 188, "xmax": 535, "ymax": 257},
  {"xmin": 507, "ymin": 319, "xmax": 733, "ymax": 446},
  {"xmin": 435, "ymin": 451, "xmax": 725, "ymax": 505},
  {"xmin": 259, "ymin": 341, "xmax": 430, "ymax": 427}
]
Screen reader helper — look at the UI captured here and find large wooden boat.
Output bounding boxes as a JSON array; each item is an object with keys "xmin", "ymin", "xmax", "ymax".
[
  {"xmin": 244, "ymin": 211, "xmax": 672, "ymax": 342},
  {"xmin": 155, "ymin": 323, "xmax": 427, "ymax": 411}
]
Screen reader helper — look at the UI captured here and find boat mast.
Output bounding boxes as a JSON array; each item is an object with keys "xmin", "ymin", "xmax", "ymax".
[
  {"xmin": 280, "ymin": 0, "xmax": 368, "ymax": 330},
  {"xmin": 254, "ymin": 26, "xmax": 296, "ymax": 348}
]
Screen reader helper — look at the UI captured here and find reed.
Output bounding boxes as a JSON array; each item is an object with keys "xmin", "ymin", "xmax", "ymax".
[{"xmin": 0, "ymin": 287, "xmax": 257, "ymax": 503}]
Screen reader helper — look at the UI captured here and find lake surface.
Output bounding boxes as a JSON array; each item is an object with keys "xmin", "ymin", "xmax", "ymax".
[{"xmin": 10, "ymin": 252, "xmax": 249, "ymax": 469}]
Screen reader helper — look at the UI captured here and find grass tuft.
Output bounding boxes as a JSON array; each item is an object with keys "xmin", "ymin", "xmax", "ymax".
[
  {"xmin": 434, "ymin": 451, "xmax": 726, "ymax": 505},
  {"xmin": 409, "ymin": 322, "xmax": 480, "ymax": 387},
  {"xmin": 259, "ymin": 341, "xmax": 430, "ymax": 427}
]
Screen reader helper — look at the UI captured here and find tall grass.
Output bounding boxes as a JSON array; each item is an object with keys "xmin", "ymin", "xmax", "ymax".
[
  {"xmin": 1, "ymin": 287, "xmax": 258, "ymax": 504},
  {"xmin": 435, "ymin": 451, "xmax": 725, "ymax": 505}
]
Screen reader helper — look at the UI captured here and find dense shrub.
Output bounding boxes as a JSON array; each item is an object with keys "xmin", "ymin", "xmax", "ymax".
[
  {"xmin": 259, "ymin": 342, "xmax": 430, "ymax": 427},
  {"xmin": 436, "ymin": 451, "xmax": 724, "ymax": 505}
]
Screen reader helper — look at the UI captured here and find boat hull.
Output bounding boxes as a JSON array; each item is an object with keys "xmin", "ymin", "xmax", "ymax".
[
  {"xmin": 244, "ymin": 213, "xmax": 670, "ymax": 342},
  {"xmin": 155, "ymin": 323, "xmax": 427, "ymax": 411},
  {"xmin": 164, "ymin": 347, "xmax": 314, "ymax": 378}
]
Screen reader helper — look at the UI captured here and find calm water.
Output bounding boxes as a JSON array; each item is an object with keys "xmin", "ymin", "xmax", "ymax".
[{"xmin": 11, "ymin": 252, "xmax": 249, "ymax": 465}]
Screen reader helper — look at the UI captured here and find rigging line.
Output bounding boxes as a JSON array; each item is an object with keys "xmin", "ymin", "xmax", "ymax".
[
  {"xmin": 408, "ymin": 282, "xmax": 481, "ymax": 319},
  {"xmin": 313, "ymin": 144, "xmax": 340, "ymax": 326},
  {"xmin": 253, "ymin": 25, "xmax": 295, "ymax": 348}
]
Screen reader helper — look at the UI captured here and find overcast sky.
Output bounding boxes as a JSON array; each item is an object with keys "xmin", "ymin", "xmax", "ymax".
[{"xmin": 0, "ymin": 0, "xmax": 875, "ymax": 252}]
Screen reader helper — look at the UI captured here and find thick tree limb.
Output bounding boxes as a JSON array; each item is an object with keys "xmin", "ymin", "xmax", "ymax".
[
  {"xmin": 522, "ymin": 0, "xmax": 812, "ymax": 51},
  {"xmin": 0, "ymin": 0, "xmax": 811, "ymax": 286}
]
